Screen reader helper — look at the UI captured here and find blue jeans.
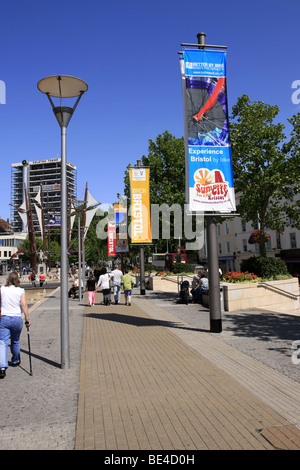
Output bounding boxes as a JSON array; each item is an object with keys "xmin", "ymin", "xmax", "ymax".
[
  {"xmin": 113, "ymin": 284, "xmax": 121, "ymax": 303},
  {"xmin": 0, "ymin": 316, "xmax": 23, "ymax": 368}
]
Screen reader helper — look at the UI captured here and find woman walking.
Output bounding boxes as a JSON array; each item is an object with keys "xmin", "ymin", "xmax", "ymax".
[
  {"xmin": 97, "ymin": 267, "xmax": 111, "ymax": 305},
  {"xmin": 0, "ymin": 271, "xmax": 30, "ymax": 379}
]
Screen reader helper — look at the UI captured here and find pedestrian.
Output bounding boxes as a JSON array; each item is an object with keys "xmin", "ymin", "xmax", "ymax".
[
  {"xmin": 110, "ymin": 264, "xmax": 123, "ymax": 304},
  {"xmin": 39, "ymin": 271, "xmax": 45, "ymax": 287},
  {"xmin": 0, "ymin": 271, "xmax": 30, "ymax": 379},
  {"xmin": 94, "ymin": 266, "xmax": 100, "ymax": 284},
  {"xmin": 97, "ymin": 267, "xmax": 111, "ymax": 305},
  {"xmin": 192, "ymin": 273, "xmax": 209, "ymax": 304},
  {"xmin": 31, "ymin": 270, "xmax": 36, "ymax": 287},
  {"xmin": 121, "ymin": 269, "xmax": 134, "ymax": 306},
  {"xmin": 199, "ymin": 273, "xmax": 209, "ymax": 290},
  {"xmin": 68, "ymin": 274, "xmax": 79, "ymax": 298},
  {"xmin": 86, "ymin": 273, "xmax": 97, "ymax": 306}
]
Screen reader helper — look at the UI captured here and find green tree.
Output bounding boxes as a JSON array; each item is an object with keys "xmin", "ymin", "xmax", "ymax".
[
  {"xmin": 230, "ymin": 95, "xmax": 300, "ymax": 257},
  {"xmin": 16, "ymin": 236, "xmax": 61, "ymax": 266},
  {"xmin": 84, "ymin": 213, "xmax": 109, "ymax": 266}
]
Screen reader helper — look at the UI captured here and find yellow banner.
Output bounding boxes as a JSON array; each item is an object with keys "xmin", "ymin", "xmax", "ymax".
[{"xmin": 129, "ymin": 167, "xmax": 152, "ymax": 243}]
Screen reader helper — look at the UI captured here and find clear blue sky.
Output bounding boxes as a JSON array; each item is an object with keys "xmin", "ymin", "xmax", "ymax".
[{"xmin": 0, "ymin": 0, "xmax": 299, "ymax": 221}]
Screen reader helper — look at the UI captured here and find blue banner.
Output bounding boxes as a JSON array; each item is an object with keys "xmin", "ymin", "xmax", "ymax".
[{"xmin": 181, "ymin": 49, "xmax": 235, "ymax": 212}]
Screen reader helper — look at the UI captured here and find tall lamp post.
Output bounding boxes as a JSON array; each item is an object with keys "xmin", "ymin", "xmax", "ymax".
[{"xmin": 37, "ymin": 75, "xmax": 88, "ymax": 369}]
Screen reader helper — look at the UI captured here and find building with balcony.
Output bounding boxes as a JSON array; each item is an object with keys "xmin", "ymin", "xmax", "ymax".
[{"xmin": 11, "ymin": 158, "xmax": 77, "ymax": 233}]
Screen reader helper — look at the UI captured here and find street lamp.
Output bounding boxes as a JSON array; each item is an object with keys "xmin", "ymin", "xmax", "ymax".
[{"xmin": 37, "ymin": 75, "xmax": 88, "ymax": 369}]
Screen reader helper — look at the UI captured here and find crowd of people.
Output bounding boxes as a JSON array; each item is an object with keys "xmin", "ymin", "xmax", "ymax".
[
  {"xmin": 0, "ymin": 263, "xmax": 212, "ymax": 380},
  {"xmin": 68, "ymin": 264, "xmax": 134, "ymax": 307},
  {"xmin": 0, "ymin": 264, "xmax": 134, "ymax": 380}
]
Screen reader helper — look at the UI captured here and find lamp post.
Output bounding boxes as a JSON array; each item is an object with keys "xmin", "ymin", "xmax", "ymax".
[{"xmin": 37, "ymin": 75, "xmax": 88, "ymax": 368}]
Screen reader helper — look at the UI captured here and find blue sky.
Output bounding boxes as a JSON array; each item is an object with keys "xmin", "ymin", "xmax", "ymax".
[{"xmin": 0, "ymin": 0, "xmax": 299, "ymax": 221}]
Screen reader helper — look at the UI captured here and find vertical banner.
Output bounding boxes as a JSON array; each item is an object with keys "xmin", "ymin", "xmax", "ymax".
[
  {"xmin": 114, "ymin": 202, "xmax": 129, "ymax": 253},
  {"xmin": 129, "ymin": 167, "xmax": 152, "ymax": 243},
  {"xmin": 107, "ymin": 222, "xmax": 116, "ymax": 257},
  {"xmin": 180, "ymin": 49, "xmax": 236, "ymax": 213}
]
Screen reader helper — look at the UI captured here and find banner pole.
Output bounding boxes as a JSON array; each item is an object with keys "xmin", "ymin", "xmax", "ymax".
[{"xmin": 197, "ymin": 32, "xmax": 222, "ymax": 333}]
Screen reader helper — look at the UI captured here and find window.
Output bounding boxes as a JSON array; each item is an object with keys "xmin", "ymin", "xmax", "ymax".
[
  {"xmin": 241, "ymin": 223, "xmax": 246, "ymax": 232},
  {"xmin": 217, "ymin": 224, "xmax": 221, "ymax": 237},
  {"xmin": 242, "ymin": 239, "xmax": 247, "ymax": 252},
  {"xmin": 226, "ymin": 241, "xmax": 230, "ymax": 254},
  {"xmin": 290, "ymin": 233, "xmax": 297, "ymax": 249},
  {"xmin": 276, "ymin": 232, "xmax": 281, "ymax": 249},
  {"xmin": 218, "ymin": 243, "xmax": 222, "ymax": 255},
  {"xmin": 225, "ymin": 223, "xmax": 229, "ymax": 235}
]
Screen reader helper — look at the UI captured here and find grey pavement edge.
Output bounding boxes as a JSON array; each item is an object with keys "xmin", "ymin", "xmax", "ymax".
[{"xmin": 1, "ymin": 282, "xmax": 300, "ymax": 450}]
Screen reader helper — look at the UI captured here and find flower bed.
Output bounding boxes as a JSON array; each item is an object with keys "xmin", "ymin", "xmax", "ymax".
[{"xmin": 221, "ymin": 271, "xmax": 259, "ymax": 283}]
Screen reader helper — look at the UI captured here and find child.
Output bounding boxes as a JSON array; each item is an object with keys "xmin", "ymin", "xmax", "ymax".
[
  {"xmin": 121, "ymin": 269, "xmax": 134, "ymax": 306},
  {"xmin": 86, "ymin": 273, "xmax": 97, "ymax": 306}
]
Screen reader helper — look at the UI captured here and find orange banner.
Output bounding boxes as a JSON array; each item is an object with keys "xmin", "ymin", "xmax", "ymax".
[{"xmin": 129, "ymin": 167, "xmax": 152, "ymax": 243}]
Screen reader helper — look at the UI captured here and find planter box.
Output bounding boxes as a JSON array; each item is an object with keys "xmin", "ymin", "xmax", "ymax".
[
  {"xmin": 148, "ymin": 275, "xmax": 299, "ymax": 313},
  {"xmin": 222, "ymin": 278, "xmax": 299, "ymax": 312},
  {"xmin": 148, "ymin": 275, "xmax": 191, "ymax": 293}
]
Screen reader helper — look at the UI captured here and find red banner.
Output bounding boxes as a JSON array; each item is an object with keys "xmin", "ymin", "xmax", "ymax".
[{"xmin": 107, "ymin": 222, "xmax": 116, "ymax": 257}]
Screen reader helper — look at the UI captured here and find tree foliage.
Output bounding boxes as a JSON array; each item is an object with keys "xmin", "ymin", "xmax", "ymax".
[
  {"xmin": 230, "ymin": 94, "xmax": 300, "ymax": 256},
  {"xmin": 68, "ymin": 211, "xmax": 109, "ymax": 267}
]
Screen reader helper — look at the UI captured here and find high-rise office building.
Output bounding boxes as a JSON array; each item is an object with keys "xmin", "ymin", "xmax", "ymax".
[{"xmin": 11, "ymin": 158, "xmax": 77, "ymax": 233}]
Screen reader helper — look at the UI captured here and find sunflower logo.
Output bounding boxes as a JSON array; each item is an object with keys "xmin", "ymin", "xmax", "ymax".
[{"xmin": 194, "ymin": 168, "xmax": 212, "ymax": 186}]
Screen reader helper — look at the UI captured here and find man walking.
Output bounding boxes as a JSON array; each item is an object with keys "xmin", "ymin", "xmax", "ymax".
[
  {"xmin": 110, "ymin": 264, "xmax": 123, "ymax": 304},
  {"xmin": 121, "ymin": 269, "xmax": 134, "ymax": 306}
]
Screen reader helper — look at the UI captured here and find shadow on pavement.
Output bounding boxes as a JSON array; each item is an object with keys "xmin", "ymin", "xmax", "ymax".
[
  {"xmin": 84, "ymin": 311, "xmax": 209, "ymax": 333},
  {"xmin": 222, "ymin": 311, "xmax": 300, "ymax": 348}
]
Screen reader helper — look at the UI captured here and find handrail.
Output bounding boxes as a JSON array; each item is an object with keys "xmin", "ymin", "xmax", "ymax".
[{"xmin": 258, "ymin": 281, "xmax": 300, "ymax": 300}]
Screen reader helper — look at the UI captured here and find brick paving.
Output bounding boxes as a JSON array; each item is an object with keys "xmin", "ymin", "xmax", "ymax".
[
  {"xmin": 2, "ymin": 282, "xmax": 300, "ymax": 450},
  {"xmin": 75, "ymin": 292, "xmax": 300, "ymax": 450}
]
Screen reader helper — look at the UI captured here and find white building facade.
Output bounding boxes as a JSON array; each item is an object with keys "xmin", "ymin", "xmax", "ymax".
[
  {"xmin": 199, "ymin": 197, "xmax": 300, "ymax": 276},
  {"xmin": 0, "ymin": 231, "xmax": 27, "ymax": 274}
]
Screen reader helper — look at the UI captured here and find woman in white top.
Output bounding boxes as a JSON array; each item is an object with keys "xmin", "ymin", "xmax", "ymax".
[
  {"xmin": 0, "ymin": 271, "xmax": 30, "ymax": 379},
  {"xmin": 97, "ymin": 267, "xmax": 111, "ymax": 305}
]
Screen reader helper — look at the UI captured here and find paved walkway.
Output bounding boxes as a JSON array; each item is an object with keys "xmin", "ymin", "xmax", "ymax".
[
  {"xmin": 75, "ymin": 291, "xmax": 300, "ymax": 451},
  {"xmin": 1, "ymin": 283, "xmax": 300, "ymax": 450}
]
